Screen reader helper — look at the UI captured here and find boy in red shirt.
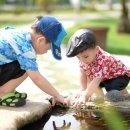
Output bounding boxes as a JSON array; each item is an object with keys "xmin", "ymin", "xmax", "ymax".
[{"xmin": 66, "ymin": 29, "xmax": 130, "ymax": 106}]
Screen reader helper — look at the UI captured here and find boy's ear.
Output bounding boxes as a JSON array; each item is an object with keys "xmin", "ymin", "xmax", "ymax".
[{"xmin": 37, "ymin": 36, "xmax": 46, "ymax": 44}]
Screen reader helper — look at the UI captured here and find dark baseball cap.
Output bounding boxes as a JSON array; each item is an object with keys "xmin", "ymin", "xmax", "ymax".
[
  {"xmin": 36, "ymin": 16, "xmax": 67, "ymax": 60},
  {"xmin": 66, "ymin": 29, "xmax": 96, "ymax": 57}
]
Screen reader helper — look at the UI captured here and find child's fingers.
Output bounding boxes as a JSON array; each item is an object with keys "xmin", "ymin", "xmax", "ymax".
[
  {"xmin": 51, "ymin": 98, "xmax": 56, "ymax": 107},
  {"xmin": 64, "ymin": 98, "xmax": 71, "ymax": 106},
  {"xmin": 70, "ymin": 100, "xmax": 75, "ymax": 106},
  {"xmin": 75, "ymin": 93, "xmax": 80, "ymax": 98},
  {"xmin": 73, "ymin": 99, "xmax": 86, "ymax": 107}
]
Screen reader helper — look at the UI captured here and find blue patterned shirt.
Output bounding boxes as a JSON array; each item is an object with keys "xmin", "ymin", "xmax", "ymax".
[{"xmin": 0, "ymin": 26, "xmax": 38, "ymax": 71}]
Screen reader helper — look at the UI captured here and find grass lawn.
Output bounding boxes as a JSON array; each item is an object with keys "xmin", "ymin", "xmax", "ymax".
[
  {"xmin": 0, "ymin": 12, "xmax": 46, "ymax": 28},
  {"xmin": 63, "ymin": 18, "xmax": 130, "ymax": 56}
]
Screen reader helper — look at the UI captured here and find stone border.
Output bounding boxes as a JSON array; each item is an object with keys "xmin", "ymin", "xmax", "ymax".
[{"xmin": 0, "ymin": 94, "xmax": 51, "ymax": 130}]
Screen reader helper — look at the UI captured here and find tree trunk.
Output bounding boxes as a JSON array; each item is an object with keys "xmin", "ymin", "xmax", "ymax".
[
  {"xmin": 117, "ymin": 0, "xmax": 130, "ymax": 33},
  {"xmin": 106, "ymin": 0, "xmax": 113, "ymax": 10}
]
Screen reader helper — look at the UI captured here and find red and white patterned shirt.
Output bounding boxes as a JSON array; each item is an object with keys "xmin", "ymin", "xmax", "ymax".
[{"xmin": 80, "ymin": 47, "xmax": 130, "ymax": 81}]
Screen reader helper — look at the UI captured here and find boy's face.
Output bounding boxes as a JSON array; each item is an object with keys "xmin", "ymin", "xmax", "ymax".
[
  {"xmin": 77, "ymin": 46, "xmax": 98, "ymax": 65},
  {"xmin": 34, "ymin": 35, "xmax": 50, "ymax": 54}
]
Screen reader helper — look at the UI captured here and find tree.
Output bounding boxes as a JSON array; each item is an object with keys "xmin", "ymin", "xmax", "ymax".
[
  {"xmin": 118, "ymin": 0, "xmax": 130, "ymax": 33},
  {"xmin": 37, "ymin": 0, "xmax": 57, "ymax": 13},
  {"xmin": 106, "ymin": 0, "xmax": 113, "ymax": 10},
  {"xmin": 70, "ymin": 0, "xmax": 81, "ymax": 13}
]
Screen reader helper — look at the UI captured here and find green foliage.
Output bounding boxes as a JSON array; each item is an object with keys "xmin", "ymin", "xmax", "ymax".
[
  {"xmin": 37, "ymin": 0, "xmax": 57, "ymax": 5},
  {"xmin": 0, "ymin": 0, "xmax": 6, "ymax": 4},
  {"xmin": 11, "ymin": 6, "xmax": 25, "ymax": 14},
  {"xmin": 102, "ymin": 107, "xmax": 128, "ymax": 130},
  {"xmin": 56, "ymin": 0, "xmax": 70, "ymax": 4},
  {"xmin": 36, "ymin": 0, "xmax": 57, "ymax": 13}
]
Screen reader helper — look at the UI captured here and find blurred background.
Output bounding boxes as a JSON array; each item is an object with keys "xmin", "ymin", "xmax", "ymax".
[{"xmin": 0, "ymin": 0, "xmax": 130, "ymax": 55}]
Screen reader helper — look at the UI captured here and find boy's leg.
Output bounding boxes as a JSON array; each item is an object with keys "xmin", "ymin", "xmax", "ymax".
[
  {"xmin": 0, "ymin": 73, "xmax": 27, "ymax": 97},
  {"xmin": 89, "ymin": 86, "xmax": 104, "ymax": 103},
  {"xmin": 100, "ymin": 75, "xmax": 130, "ymax": 92},
  {"xmin": 0, "ymin": 73, "xmax": 28, "ymax": 107},
  {"xmin": 93, "ymin": 86, "xmax": 104, "ymax": 96},
  {"xmin": 100, "ymin": 75, "xmax": 130, "ymax": 101},
  {"xmin": 0, "ymin": 61, "xmax": 28, "ymax": 107}
]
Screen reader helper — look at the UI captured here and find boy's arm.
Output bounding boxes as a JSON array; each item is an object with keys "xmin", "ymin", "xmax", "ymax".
[
  {"xmin": 73, "ymin": 77, "xmax": 102, "ymax": 106},
  {"xmin": 79, "ymin": 70, "xmax": 87, "ymax": 90},
  {"xmin": 26, "ymin": 70, "xmax": 65, "ymax": 103},
  {"xmin": 84, "ymin": 78, "xmax": 103, "ymax": 100}
]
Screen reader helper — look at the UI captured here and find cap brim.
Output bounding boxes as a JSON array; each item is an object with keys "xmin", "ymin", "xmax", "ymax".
[
  {"xmin": 51, "ymin": 26, "xmax": 67, "ymax": 60},
  {"xmin": 66, "ymin": 36, "xmax": 79, "ymax": 57},
  {"xmin": 51, "ymin": 43, "xmax": 61, "ymax": 60}
]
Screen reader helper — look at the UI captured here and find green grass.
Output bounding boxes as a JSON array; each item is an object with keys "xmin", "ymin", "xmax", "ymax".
[
  {"xmin": 0, "ymin": 12, "xmax": 45, "ymax": 28},
  {"xmin": 64, "ymin": 18, "xmax": 130, "ymax": 56}
]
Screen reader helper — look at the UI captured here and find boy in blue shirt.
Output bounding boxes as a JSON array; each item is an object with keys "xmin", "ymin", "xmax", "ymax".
[{"xmin": 0, "ymin": 16, "xmax": 68, "ymax": 107}]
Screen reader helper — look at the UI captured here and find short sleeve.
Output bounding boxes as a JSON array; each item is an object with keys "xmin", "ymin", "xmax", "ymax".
[{"xmin": 17, "ymin": 54, "xmax": 38, "ymax": 71}]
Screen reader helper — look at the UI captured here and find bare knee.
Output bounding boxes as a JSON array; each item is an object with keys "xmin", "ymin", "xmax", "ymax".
[
  {"xmin": 0, "ymin": 86, "xmax": 8, "ymax": 96},
  {"xmin": 0, "ymin": 73, "xmax": 28, "ymax": 96}
]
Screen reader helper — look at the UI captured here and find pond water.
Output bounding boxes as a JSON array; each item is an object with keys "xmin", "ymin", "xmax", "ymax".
[
  {"xmin": 43, "ymin": 108, "xmax": 107, "ymax": 130},
  {"xmin": 20, "ymin": 107, "xmax": 130, "ymax": 130}
]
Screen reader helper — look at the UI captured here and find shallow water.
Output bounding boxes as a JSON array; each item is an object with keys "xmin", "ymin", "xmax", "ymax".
[
  {"xmin": 20, "ymin": 107, "xmax": 130, "ymax": 130},
  {"xmin": 43, "ymin": 108, "xmax": 107, "ymax": 130}
]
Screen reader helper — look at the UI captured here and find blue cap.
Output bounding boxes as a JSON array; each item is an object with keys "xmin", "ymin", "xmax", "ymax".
[{"xmin": 35, "ymin": 16, "xmax": 67, "ymax": 60}]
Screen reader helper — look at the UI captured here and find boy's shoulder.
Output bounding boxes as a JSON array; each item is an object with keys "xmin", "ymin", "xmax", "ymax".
[
  {"xmin": 0, "ymin": 26, "xmax": 32, "ymax": 53},
  {"xmin": 0, "ymin": 26, "xmax": 15, "ymax": 31},
  {"xmin": 0, "ymin": 26, "xmax": 29, "ymax": 34},
  {"xmin": 97, "ymin": 47, "xmax": 111, "ymax": 59}
]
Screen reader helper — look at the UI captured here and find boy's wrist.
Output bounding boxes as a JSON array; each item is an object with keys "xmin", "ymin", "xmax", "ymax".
[
  {"xmin": 54, "ymin": 94, "xmax": 63, "ymax": 100},
  {"xmin": 81, "ymin": 89, "xmax": 86, "ymax": 91},
  {"xmin": 83, "ymin": 91, "xmax": 90, "ymax": 101}
]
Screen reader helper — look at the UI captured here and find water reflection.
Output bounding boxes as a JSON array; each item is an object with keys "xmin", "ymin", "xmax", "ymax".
[
  {"xmin": 43, "ymin": 108, "xmax": 108, "ymax": 130},
  {"xmin": 20, "ymin": 107, "xmax": 130, "ymax": 130},
  {"xmin": 53, "ymin": 120, "xmax": 71, "ymax": 130},
  {"xmin": 73, "ymin": 111, "xmax": 108, "ymax": 130}
]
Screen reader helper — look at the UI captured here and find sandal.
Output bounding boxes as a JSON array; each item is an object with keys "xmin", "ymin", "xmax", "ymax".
[
  {"xmin": 14, "ymin": 91, "xmax": 27, "ymax": 99},
  {"xmin": 0, "ymin": 92, "xmax": 26, "ymax": 107}
]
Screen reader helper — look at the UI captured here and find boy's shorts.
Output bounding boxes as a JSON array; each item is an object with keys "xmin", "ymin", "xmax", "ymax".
[
  {"xmin": 100, "ymin": 75, "xmax": 130, "ymax": 92},
  {"xmin": 0, "ymin": 60, "xmax": 26, "ymax": 86}
]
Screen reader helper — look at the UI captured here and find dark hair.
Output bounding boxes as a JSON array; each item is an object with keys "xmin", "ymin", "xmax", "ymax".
[
  {"xmin": 31, "ymin": 16, "xmax": 43, "ymax": 34},
  {"xmin": 66, "ymin": 29, "xmax": 96, "ymax": 57},
  {"xmin": 31, "ymin": 16, "xmax": 49, "ymax": 42}
]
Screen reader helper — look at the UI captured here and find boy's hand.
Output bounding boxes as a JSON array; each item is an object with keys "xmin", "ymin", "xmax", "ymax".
[
  {"xmin": 55, "ymin": 95, "xmax": 70, "ymax": 106},
  {"xmin": 50, "ymin": 97, "xmax": 56, "ymax": 107},
  {"xmin": 72, "ymin": 92, "xmax": 87, "ymax": 107},
  {"xmin": 75, "ymin": 90, "xmax": 85, "ymax": 98}
]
